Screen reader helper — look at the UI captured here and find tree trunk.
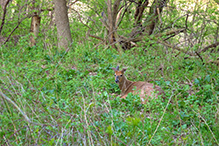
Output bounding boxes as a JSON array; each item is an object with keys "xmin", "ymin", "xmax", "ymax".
[
  {"xmin": 107, "ymin": 0, "xmax": 121, "ymax": 51},
  {"xmin": 144, "ymin": 0, "xmax": 167, "ymax": 35},
  {"xmin": 54, "ymin": 0, "xmax": 72, "ymax": 50},
  {"xmin": 30, "ymin": 12, "xmax": 40, "ymax": 47}
]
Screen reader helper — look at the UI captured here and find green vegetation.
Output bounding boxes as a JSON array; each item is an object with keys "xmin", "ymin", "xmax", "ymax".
[
  {"xmin": 0, "ymin": 0, "xmax": 219, "ymax": 145},
  {"xmin": 1, "ymin": 37, "xmax": 218, "ymax": 145}
]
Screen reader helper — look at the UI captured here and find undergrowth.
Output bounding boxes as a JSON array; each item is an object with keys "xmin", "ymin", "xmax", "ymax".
[{"xmin": 0, "ymin": 37, "xmax": 219, "ymax": 145}]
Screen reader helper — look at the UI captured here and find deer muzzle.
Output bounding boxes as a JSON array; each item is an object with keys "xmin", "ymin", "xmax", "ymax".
[{"xmin": 115, "ymin": 76, "xmax": 119, "ymax": 83}]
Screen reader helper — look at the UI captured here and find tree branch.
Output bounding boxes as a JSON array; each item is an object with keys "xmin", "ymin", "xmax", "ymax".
[
  {"xmin": 143, "ymin": 0, "xmax": 168, "ymax": 35},
  {"xmin": 0, "ymin": 0, "xmax": 10, "ymax": 34},
  {"xmin": 3, "ymin": 16, "xmax": 29, "ymax": 44},
  {"xmin": 116, "ymin": 2, "xmax": 132, "ymax": 27},
  {"xmin": 195, "ymin": 51, "xmax": 204, "ymax": 64},
  {"xmin": 134, "ymin": 0, "xmax": 149, "ymax": 25},
  {"xmin": 155, "ymin": 28, "xmax": 185, "ymax": 38},
  {"xmin": 87, "ymin": 28, "xmax": 104, "ymax": 41},
  {"xmin": 156, "ymin": 39, "xmax": 195, "ymax": 56},
  {"xmin": 200, "ymin": 42, "xmax": 219, "ymax": 52}
]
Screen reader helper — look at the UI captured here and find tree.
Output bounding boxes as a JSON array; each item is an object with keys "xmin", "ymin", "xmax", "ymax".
[
  {"xmin": 54, "ymin": 0, "xmax": 72, "ymax": 50},
  {"xmin": 30, "ymin": 12, "xmax": 41, "ymax": 47},
  {"xmin": 83, "ymin": 0, "xmax": 219, "ymax": 57},
  {"xmin": 86, "ymin": 0, "xmax": 170, "ymax": 50}
]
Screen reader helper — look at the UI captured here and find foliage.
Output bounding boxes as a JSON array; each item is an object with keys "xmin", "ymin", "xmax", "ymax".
[{"xmin": 0, "ymin": 0, "xmax": 219, "ymax": 145}]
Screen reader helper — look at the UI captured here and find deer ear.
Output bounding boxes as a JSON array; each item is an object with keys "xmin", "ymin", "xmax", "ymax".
[
  {"xmin": 112, "ymin": 67, "xmax": 117, "ymax": 72},
  {"xmin": 112, "ymin": 66, "xmax": 119, "ymax": 71},
  {"xmin": 121, "ymin": 68, "xmax": 127, "ymax": 73}
]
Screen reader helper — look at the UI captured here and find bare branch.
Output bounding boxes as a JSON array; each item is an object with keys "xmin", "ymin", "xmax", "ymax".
[
  {"xmin": 87, "ymin": 28, "xmax": 104, "ymax": 41},
  {"xmin": 155, "ymin": 28, "xmax": 185, "ymax": 38},
  {"xmin": 134, "ymin": 0, "xmax": 149, "ymax": 25},
  {"xmin": 3, "ymin": 15, "xmax": 31, "ymax": 44},
  {"xmin": 200, "ymin": 42, "xmax": 219, "ymax": 52},
  {"xmin": 99, "ymin": 18, "xmax": 109, "ymax": 30},
  {"xmin": 68, "ymin": 0, "xmax": 79, "ymax": 7},
  {"xmin": 115, "ymin": 6, "xmax": 123, "ymax": 28},
  {"xmin": 69, "ymin": 7, "xmax": 90, "ymax": 28},
  {"xmin": 117, "ymin": 2, "xmax": 132, "ymax": 27},
  {"xmin": 195, "ymin": 51, "xmax": 204, "ymax": 64},
  {"xmin": 0, "ymin": 0, "xmax": 10, "ymax": 34},
  {"xmin": 156, "ymin": 39, "xmax": 195, "ymax": 56},
  {"xmin": 69, "ymin": 7, "xmax": 103, "ymax": 41},
  {"xmin": 172, "ymin": 14, "xmax": 188, "ymax": 28}
]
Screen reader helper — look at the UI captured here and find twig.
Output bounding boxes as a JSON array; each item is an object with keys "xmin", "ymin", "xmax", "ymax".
[
  {"xmin": 200, "ymin": 42, "xmax": 219, "ymax": 53},
  {"xmin": 195, "ymin": 51, "xmax": 204, "ymax": 64},
  {"xmin": 156, "ymin": 39, "xmax": 194, "ymax": 56},
  {"xmin": 155, "ymin": 28, "xmax": 185, "ymax": 38},
  {"xmin": 87, "ymin": 28, "xmax": 104, "ymax": 41},
  {"xmin": 185, "ymin": 14, "xmax": 189, "ymax": 30},
  {"xmin": 191, "ymin": 109, "xmax": 219, "ymax": 145},
  {"xmin": 69, "ymin": 7, "xmax": 104, "ymax": 42},
  {"xmin": 148, "ymin": 90, "xmax": 174, "ymax": 145},
  {"xmin": 68, "ymin": 0, "xmax": 79, "ymax": 7},
  {"xmin": 117, "ymin": 2, "xmax": 132, "ymax": 27},
  {"xmin": 0, "ymin": 91, "xmax": 43, "ymax": 126},
  {"xmin": 3, "ymin": 16, "xmax": 30, "ymax": 44},
  {"xmin": 172, "ymin": 14, "xmax": 188, "ymax": 28}
]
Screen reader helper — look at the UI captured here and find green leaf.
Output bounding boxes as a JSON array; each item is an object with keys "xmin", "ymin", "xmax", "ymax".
[{"xmin": 106, "ymin": 125, "xmax": 113, "ymax": 135}]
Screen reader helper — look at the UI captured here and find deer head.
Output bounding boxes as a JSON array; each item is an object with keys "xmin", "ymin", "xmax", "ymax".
[{"xmin": 112, "ymin": 66, "xmax": 127, "ymax": 84}]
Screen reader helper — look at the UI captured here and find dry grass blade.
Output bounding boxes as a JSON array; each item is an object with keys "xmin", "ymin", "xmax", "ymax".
[
  {"xmin": 148, "ymin": 91, "xmax": 174, "ymax": 145},
  {"xmin": 0, "ymin": 91, "xmax": 43, "ymax": 126}
]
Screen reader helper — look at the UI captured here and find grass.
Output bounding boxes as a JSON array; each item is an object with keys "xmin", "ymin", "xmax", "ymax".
[{"xmin": 0, "ymin": 36, "xmax": 219, "ymax": 145}]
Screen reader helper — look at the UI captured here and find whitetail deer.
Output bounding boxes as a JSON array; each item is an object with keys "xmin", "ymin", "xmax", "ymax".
[{"xmin": 112, "ymin": 66, "xmax": 163, "ymax": 104}]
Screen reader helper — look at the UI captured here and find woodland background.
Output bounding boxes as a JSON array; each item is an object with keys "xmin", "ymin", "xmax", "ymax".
[{"xmin": 0, "ymin": 0, "xmax": 219, "ymax": 145}]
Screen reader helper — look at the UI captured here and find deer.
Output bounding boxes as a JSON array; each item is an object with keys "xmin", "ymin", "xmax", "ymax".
[{"xmin": 112, "ymin": 66, "xmax": 163, "ymax": 104}]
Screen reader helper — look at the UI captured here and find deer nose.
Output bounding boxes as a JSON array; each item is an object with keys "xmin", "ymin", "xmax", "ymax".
[{"xmin": 115, "ymin": 76, "xmax": 119, "ymax": 83}]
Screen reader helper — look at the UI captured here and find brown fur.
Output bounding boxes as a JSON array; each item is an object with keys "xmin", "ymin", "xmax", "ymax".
[{"xmin": 112, "ymin": 66, "xmax": 163, "ymax": 104}]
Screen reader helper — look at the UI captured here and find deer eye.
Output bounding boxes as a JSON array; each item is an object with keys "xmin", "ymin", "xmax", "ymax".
[{"xmin": 120, "ymin": 75, "xmax": 123, "ymax": 77}]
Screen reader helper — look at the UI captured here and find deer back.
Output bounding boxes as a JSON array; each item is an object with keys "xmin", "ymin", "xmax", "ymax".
[{"xmin": 121, "ymin": 81, "xmax": 163, "ymax": 103}]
